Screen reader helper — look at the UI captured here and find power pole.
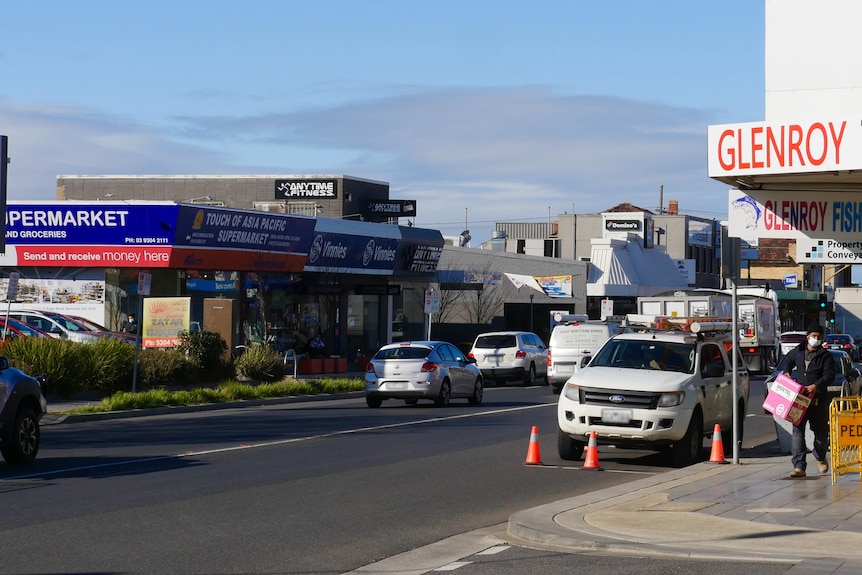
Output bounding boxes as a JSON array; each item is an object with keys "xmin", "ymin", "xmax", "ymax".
[{"xmin": 0, "ymin": 136, "xmax": 8, "ymax": 254}]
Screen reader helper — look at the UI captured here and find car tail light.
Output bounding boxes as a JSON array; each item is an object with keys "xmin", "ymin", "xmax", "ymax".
[
  {"xmin": 420, "ymin": 361, "xmax": 438, "ymax": 373},
  {"xmin": 515, "ymin": 350, "xmax": 526, "ymax": 358},
  {"xmin": 548, "ymin": 349, "xmax": 552, "ymax": 366},
  {"xmin": 844, "ymin": 343, "xmax": 851, "ymax": 349},
  {"xmin": 366, "ymin": 363, "xmax": 376, "ymax": 375},
  {"xmin": 467, "ymin": 352, "xmax": 475, "ymax": 359}
]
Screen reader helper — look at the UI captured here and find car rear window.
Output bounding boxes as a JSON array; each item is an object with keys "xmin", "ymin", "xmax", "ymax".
[
  {"xmin": 780, "ymin": 334, "xmax": 807, "ymax": 344},
  {"xmin": 375, "ymin": 346, "xmax": 431, "ymax": 360},
  {"xmin": 826, "ymin": 335, "xmax": 850, "ymax": 343},
  {"xmin": 474, "ymin": 335, "xmax": 516, "ymax": 349}
]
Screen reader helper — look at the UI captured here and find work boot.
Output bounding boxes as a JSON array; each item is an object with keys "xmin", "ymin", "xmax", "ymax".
[
  {"xmin": 789, "ymin": 468, "xmax": 806, "ymax": 478},
  {"xmin": 818, "ymin": 460, "xmax": 829, "ymax": 474}
]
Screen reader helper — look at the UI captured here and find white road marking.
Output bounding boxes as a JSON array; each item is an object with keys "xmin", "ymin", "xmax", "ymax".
[
  {"xmin": 475, "ymin": 545, "xmax": 509, "ymax": 555},
  {"xmin": 2, "ymin": 403, "xmax": 555, "ymax": 481},
  {"xmin": 434, "ymin": 562, "xmax": 472, "ymax": 571}
]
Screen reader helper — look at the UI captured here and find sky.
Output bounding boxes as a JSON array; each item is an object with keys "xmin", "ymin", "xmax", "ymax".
[{"xmin": 0, "ymin": 1, "xmax": 765, "ymax": 244}]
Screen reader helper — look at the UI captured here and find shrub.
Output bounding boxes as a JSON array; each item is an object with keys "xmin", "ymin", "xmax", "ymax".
[
  {"xmin": 175, "ymin": 330, "xmax": 228, "ymax": 377},
  {"xmin": 137, "ymin": 348, "xmax": 199, "ymax": 389},
  {"xmin": 234, "ymin": 345, "xmax": 284, "ymax": 382},
  {"xmin": 3, "ymin": 337, "xmax": 92, "ymax": 397},
  {"xmin": 81, "ymin": 338, "xmax": 136, "ymax": 394}
]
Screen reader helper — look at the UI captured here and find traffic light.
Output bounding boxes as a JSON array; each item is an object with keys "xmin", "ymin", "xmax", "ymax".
[{"xmin": 819, "ymin": 293, "xmax": 828, "ymax": 308}]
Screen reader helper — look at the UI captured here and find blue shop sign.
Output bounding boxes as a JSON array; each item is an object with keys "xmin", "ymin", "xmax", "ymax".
[
  {"xmin": 5, "ymin": 202, "xmax": 179, "ymax": 245},
  {"xmin": 304, "ymin": 232, "xmax": 399, "ymax": 274},
  {"xmin": 174, "ymin": 205, "xmax": 314, "ymax": 253},
  {"xmin": 186, "ymin": 279, "xmax": 239, "ymax": 292}
]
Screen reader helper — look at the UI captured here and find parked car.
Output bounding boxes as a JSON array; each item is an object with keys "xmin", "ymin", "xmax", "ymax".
[
  {"xmin": 365, "ymin": 341, "xmax": 484, "ymax": 408},
  {"xmin": 0, "ymin": 317, "xmax": 51, "ymax": 340},
  {"xmin": 0, "ymin": 356, "xmax": 47, "ymax": 464},
  {"xmin": 61, "ymin": 314, "xmax": 137, "ymax": 344},
  {"xmin": 778, "ymin": 331, "xmax": 809, "ymax": 360},
  {"xmin": 6, "ymin": 310, "xmax": 107, "ymax": 343},
  {"xmin": 824, "ymin": 333, "xmax": 859, "ymax": 361},
  {"xmin": 764, "ymin": 348, "xmax": 860, "ymax": 403},
  {"xmin": 468, "ymin": 331, "xmax": 547, "ymax": 386}
]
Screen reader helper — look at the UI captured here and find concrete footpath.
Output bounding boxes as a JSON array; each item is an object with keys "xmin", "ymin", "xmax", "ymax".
[
  {"xmin": 508, "ymin": 456, "xmax": 862, "ymax": 573},
  {"xmin": 42, "ymin": 397, "xmax": 862, "ymax": 572}
]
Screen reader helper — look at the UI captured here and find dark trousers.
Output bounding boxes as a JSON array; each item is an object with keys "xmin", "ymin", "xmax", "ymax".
[{"xmin": 791, "ymin": 397, "xmax": 829, "ymax": 470}]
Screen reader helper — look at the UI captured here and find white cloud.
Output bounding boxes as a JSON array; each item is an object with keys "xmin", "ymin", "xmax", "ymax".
[{"xmin": 0, "ymin": 87, "xmax": 729, "ymax": 241}]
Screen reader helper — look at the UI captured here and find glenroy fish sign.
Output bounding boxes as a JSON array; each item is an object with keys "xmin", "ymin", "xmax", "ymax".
[
  {"xmin": 728, "ymin": 189, "xmax": 862, "ymax": 240},
  {"xmin": 708, "ymin": 118, "xmax": 862, "ymax": 177}
]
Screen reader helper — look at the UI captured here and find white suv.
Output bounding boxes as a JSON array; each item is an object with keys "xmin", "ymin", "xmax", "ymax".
[
  {"xmin": 468, "ymin": 331, "xmax": 548, "ymax": 386},
  {"xmin": 557, "ymin": 320, "xmax": 750, "ymax": 467}
]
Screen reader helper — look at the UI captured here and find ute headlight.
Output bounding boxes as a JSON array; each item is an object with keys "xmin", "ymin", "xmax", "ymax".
[
  {"xmin": 658, "ymin": 391, "xmax": 684, "ymax": 407},
  {"xmin": 563, "ymin": 383, "xmax": 580, "ymax": 402}
]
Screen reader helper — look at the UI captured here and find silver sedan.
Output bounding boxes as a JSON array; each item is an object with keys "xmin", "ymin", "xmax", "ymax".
[{"xmin": 364, "ymin": 341, "xmax": 484, "ymax": 408}]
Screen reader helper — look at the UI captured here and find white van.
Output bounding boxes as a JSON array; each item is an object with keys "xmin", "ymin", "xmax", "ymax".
[{"xmin": 547, "ymin": 316, "xmax": 627, "ymax": 394}]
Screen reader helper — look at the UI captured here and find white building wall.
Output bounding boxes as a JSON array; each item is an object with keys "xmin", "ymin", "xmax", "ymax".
[{"xmin": 766, "ymin": 0, "xmax": 862, "ymax": 119}]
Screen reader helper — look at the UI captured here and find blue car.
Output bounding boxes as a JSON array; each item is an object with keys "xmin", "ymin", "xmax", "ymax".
[{"xmin": 0, "ymin": 356, "xmax": 48, "ymax": 464}]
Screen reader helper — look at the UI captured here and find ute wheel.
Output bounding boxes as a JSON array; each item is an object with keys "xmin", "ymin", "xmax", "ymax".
[
  {"xmin": 558, "ymin": 428, "xmax": 585, "ymax": 461},
  {"xmin": 434, "ymin": 380, "xmax": 451, "ymax": 407},
  {"xmin": 522, "ymin": 364, "xmax": 537, "ymax": 386},
  {"xmin": 366, "ymin": 396, "xmax": 383, "ymax": 408},
  {"xmin": 671, "ymin": 411, "xmax": 703, "ymax": 468},
  {"xmin": 1, "ymin": 406, "xmax": 40, "ymax": 465},
  {"xmin": 468, "ymin": 378, "xmax": 484, "ymax": 405}
]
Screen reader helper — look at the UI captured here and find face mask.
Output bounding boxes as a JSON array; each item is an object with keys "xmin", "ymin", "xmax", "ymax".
[{"xmin": 808, "ymin": 337, "xmax": 821, "ymax": 347}]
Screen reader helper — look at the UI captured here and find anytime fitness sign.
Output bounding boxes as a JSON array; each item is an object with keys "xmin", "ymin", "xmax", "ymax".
[{"xmin": 275, "ymin": 179, "xmax": 338, "ymax": 199}]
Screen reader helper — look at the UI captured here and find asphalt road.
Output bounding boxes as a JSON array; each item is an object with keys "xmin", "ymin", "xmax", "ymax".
[{"xmin": 0, "ymin": 379, "xmax": 779, "ymax": 574}]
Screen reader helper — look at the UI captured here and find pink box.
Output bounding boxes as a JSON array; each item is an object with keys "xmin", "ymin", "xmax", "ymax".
[{"xmin": 762, "ymin": 373, "xmax": 812, "ymax": 426}]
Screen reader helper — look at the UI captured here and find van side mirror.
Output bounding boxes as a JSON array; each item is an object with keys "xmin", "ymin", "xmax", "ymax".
[{"xmin": 0, "ymin": 356, "xmax": 9, "ymax": 371}]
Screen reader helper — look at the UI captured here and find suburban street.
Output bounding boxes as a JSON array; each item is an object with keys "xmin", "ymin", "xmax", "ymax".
[{"xmin": 0, "ymin": 379, "xmax": 778, "ymax": 574}]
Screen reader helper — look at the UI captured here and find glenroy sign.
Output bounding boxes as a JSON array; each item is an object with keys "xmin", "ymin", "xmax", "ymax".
[{"xmin": 708, "ymin": 118, "xmax": 862, "ymax": 177}]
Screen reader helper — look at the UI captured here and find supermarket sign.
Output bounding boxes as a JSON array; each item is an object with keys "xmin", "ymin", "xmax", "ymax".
[{"xmin": 1, "ymin": 202, "xmax": 178, "ymax": 268}]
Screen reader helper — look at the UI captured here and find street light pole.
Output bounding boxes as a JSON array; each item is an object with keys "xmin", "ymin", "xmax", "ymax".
[{"xmin": 529, "ymin": 293, "xmax": 534, "ymax": 333}]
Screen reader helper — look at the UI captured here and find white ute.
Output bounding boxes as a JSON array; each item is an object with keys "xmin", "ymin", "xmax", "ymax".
[{"xmin": 557, "ymin": 315, "xmax": 750, "ymax": 467}]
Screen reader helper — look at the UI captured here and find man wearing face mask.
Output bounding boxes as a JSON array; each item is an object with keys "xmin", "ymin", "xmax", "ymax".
[{"xmin": 784, "ymin": 322, "xmax": 835, "ymax": 478}]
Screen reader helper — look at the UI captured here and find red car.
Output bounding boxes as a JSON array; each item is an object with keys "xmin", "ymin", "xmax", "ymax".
[{"xmin": 0, "ymin": 317, "xmax": 51, "ymax": 339}]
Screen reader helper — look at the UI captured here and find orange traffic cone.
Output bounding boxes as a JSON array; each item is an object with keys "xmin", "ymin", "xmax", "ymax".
[
  {"xmin": 525, "ymin": 426, "xmax": 543, "ymax": 465},
  {"xmin": 708, "ymin": 423, "xmax": 729, "ymax": 464},
  {"xmin": 583, "ymin": 430, "xmax": 602, "ymax": 470}
]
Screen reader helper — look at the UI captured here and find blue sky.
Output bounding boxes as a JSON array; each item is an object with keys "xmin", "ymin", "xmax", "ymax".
[{"xmin": 1, "ymin": 1, "xmax": 765, "ymax": 243}]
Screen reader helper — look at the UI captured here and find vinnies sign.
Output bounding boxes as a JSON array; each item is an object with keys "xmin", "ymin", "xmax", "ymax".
[{"xmin": 708, "ymin": 118, "xmax": 862, "ymax": 177}]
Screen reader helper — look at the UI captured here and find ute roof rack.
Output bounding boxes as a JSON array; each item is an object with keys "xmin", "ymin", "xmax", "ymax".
[
  {"xmin": 624, "ymin": 314, "xmax": 738, "ymax": 334},
  {"xmin": 557, "ymin": 314, "xmax": 626, "ymax": 325}
]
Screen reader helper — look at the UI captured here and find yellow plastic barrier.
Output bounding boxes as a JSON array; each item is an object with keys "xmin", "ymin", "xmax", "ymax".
[{"xmin": 829, "ymin": 396, "xmax": 862, "ymax": 484}]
